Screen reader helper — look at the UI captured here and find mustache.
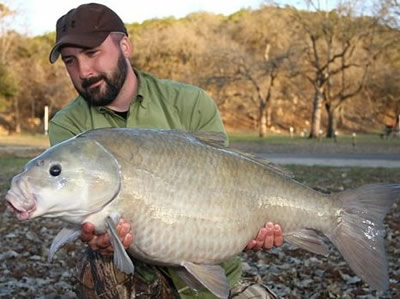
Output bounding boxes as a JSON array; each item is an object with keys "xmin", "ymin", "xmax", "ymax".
[{"xmin": 82, "ymin": 76, "xmax": 104, "ymax": 89}]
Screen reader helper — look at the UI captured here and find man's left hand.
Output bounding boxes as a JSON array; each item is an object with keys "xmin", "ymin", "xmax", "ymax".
[{"xmin": 245, "ymin": 222, "xmax": 283, "ymax": 251}]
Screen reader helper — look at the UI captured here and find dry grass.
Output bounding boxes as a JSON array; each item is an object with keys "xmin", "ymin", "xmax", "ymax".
[{"xmin": 0, "ymin": 134, "xmax": 49, "ymax": 148}]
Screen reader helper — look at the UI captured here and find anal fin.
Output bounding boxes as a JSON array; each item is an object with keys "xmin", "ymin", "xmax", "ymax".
[{"xmin": 285, "ymin": 229, "xmax": 329, "ymax": 256}]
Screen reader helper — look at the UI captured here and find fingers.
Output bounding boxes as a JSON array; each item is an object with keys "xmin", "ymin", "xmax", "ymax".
[
  {"xmin": 245, "ymin": 226, "xmax": 268, "ymax": 251},
  {"xmin": 273, "ymin": 224, "xmax": 283, "ymax": 247},
  {"xmin": 255, "ymin": 227, "xmax": 268, "ymax": 250},
  {"xmin": 117, "ymin": 219, "xmax": 131, "ymax": 239},
  {"xmin": 122, "ymin": 233, "xmax": 133, "ymax": 249},
  {"xmin": 263, "ymin": 222, "xmax": 274, "ymax": 249},
  {"xmin": 80, "ymin": 222, "xmax": 95, "ymax": 243},
  {"xmin": 244, "ymin": 239, "xmax": 257, "ymax": 251},
  {"xmin": 245, "ymin": 222, "xmax": 284, "ymax": 251},
  {"xmin": 95, "ymin": 234, "xmax": 114, "ymax": 256},
  {"xmin": 80, "ymin": 218, "xmax": 134, "ymax": 255},
  {"xmin": 116, "ymin": 219, "xmax": 133, "ymax": 249}
]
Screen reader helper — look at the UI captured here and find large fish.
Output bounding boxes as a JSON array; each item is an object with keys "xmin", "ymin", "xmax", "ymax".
[{"xmin": 5, "ymin": 128, "xmax": 399, "ymax": 298}]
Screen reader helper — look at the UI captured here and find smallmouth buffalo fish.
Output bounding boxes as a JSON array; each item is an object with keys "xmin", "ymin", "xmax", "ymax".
[{"xmin": 5, "ymin": 128, "xmax": 400, "ymax": 298}]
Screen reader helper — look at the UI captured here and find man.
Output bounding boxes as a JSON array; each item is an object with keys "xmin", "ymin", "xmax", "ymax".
[{"xmin": 48, "ymin": 3, "xmax": 283, "ymax": 298}]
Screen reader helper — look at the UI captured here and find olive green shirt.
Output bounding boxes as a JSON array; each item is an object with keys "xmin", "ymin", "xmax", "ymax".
[
  {"xmin": 49, "ymin": 69, "xmax": 227, "ymax": 145},
  {"xmin": 49, "ymin": 69, "xmax": 241, "ymax": 298}
]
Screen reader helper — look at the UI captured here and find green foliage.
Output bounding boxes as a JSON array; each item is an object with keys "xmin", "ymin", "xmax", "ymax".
[
  {"xmin": 226, "ymin": 8, "xmax": 251, "ymax": 22},
  {"xmin": 0, "ymin": 64, "xmax": 17, "ymax": 97},
  {"xmin": 0, "ymin": 64, "xmax": 18, "ymax": 111}
]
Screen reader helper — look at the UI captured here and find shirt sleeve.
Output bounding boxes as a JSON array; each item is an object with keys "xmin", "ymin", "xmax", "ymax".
[
  {"xmin": 187, "ymin": 89, "xmax": 229, "ymax": 145},
  {"xmin": 173, "ymin": 88, "xmax": 227, "ymax": 144},
  {"xmin": 190, "ymin": 90, "xmax": 224, "ymax": 131}
]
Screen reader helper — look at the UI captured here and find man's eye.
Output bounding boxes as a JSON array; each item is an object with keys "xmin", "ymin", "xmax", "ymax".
[
  {"xmin": 86, "ymin": 50, "xmax": 98, "ymax": 57},
  {"xmin": 63, "ymin": 58, "xmax": 73, "ymax": 65}
]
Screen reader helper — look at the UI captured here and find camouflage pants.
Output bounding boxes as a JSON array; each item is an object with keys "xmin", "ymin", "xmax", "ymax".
[{"xmin": 75, "ymin": 249, "xmax": 277, "ymax": 299}]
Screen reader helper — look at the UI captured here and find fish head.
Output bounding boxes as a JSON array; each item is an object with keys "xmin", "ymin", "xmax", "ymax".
[{"xmin": 5, "ymin": 136, "xmax": 121, "ymax": 224}]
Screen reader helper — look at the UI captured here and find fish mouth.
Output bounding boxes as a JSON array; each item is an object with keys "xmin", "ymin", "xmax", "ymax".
[
  {"xmin": 6, "ymin": 200, "xmax": 32, "ymax": 220},
  {"xmin": 5, "ymin": 191, "xmax": 37, "ymax": 221}
]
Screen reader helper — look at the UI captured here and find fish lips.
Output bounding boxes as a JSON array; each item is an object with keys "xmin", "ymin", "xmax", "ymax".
[{"xmin": 5, "ymin": 190, "xmax": 37, "ymax": 221}]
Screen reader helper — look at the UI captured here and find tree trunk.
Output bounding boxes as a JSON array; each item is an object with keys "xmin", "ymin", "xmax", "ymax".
[
  {"xmin": 13, "ymin": 98, "xmax": 21, "ymax": 133},
  {"xmin": 326, "ymin": 103, "xmax": 339, "ymax": 138},
  {"xmin": 310, "ymin": 87, "xmax": 323, "ymax": 138},
  {"xmin": 266, "ymin": 105, "xmax": 272, "ymax": 127},
  {"xmin": 258, "ymin": 99, "xmax": 267, "ymax": 137},
  {"xmin": 259, "ymin": 112, "xmax": 267, "ymax": 137}
]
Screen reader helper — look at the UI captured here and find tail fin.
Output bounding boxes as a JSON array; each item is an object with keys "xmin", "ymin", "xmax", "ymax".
[{"xmin": 328, "ymin": 183, "xmax": 400, "ymax": 291}]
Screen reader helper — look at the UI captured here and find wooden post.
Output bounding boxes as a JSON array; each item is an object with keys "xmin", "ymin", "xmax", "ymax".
[{"xmin": 44, "ymin": 105, "xmax": 49, "ymax": 136}]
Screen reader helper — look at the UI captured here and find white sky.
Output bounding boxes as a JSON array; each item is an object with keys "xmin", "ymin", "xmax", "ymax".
[
  {"xmin": 4, "ymin": 0, "xmax": 348, "ymax": 37},
  {"xmin": 7, "ymin": 0, "xmax": 272, "ymax": 36}
]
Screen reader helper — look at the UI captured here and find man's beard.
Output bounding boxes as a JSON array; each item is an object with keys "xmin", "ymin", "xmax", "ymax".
[{"xmin": 77, "ymin": 54, "xmax": 128, "ymax": 107}]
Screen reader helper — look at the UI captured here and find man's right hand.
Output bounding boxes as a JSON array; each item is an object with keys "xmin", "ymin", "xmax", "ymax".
[{"xmin": 80, "ymin": 218, "xmax": 133, "ymax": 256}]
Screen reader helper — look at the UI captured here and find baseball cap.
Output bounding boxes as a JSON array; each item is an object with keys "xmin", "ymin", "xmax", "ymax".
[{"xmin": 49, "ymin": 3, "xmax": 128, "ymax": 63}]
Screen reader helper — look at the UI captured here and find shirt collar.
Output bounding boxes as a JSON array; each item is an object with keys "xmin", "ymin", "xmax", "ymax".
[
  {"xmin": 92, "ymin": 68, "xmax": 147, "ymax": 114},
  {"xmin": 133, "ymin": 68, "xmax": 147, "ymax": 109}
]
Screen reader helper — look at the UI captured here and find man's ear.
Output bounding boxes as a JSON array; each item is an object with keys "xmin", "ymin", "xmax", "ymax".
[{"xmin": 120, "ymin": 36, "xmax": 132, "ymax": 57}]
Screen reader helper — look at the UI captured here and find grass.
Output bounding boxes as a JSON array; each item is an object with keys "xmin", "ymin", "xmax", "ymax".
[
  {"xmin": 0, "ymin": 134, "xmax": 50, "ymax": 147},
  {"xmin": 286, "ymin": 165, "xmax": 400, "ymax": 190},
  {"xmin": 228, "ymin": 132, "xmax": 400, "ymax": 145}
]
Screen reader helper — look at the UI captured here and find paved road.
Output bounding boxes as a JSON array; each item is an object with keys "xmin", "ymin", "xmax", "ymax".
[{"xmin": 259, "ymin": 153, "xmax": 400, "ymax": 168}]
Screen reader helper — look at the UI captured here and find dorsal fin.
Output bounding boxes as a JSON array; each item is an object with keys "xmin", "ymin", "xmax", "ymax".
[
  {"xmin": 190, "ymin": 131, "xmax": 228, "ymax": 147},
  {"xmin": 232, "ymin": 150, "xmax": 294, "ymax": 178},
  {"xmin": 190, "ymin": 131, "xmax": 293, "ymax": 178}
]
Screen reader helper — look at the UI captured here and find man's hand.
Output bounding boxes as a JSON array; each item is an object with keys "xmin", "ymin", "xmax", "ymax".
[
  {"xmin": 245, "ymin": 222, "xmax": 283, "ymax": 251},
  {"xmin": 80, "ymin": 218, "xmax": 133, "ymax": 256}
]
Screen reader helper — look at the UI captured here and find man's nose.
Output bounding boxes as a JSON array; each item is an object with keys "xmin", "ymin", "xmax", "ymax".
[{"xmin": 78, "ymin": 59, "xmax": 94, "ymax": 80}]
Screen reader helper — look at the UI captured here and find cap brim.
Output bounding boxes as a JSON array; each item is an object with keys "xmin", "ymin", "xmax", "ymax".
[{"xmin": 49, "ymin": 32, "xmax": 109, "ymax": 63}]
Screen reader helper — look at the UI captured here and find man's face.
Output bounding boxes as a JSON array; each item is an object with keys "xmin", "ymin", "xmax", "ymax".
[{"xmin": 60, "ymin": 35, "xmax": 128, "ymax": 106}]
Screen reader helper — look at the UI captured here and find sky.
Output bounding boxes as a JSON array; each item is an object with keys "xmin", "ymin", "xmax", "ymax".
[
  {"xmin": 3, "ymin": 0, "xmax": 346, "ymax": 37},
  {"xmin": 6, "ymin": 0, "xmax": 273, "ymax": 36}
]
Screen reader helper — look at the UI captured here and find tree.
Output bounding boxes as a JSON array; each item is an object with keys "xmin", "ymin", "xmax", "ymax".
[
  {"xmin": 0, "ymin": 63, "xmax": 18, "ymax": 108},
  {"xmin": 12, "ymin": 34, "xmax": 76, "ymax": 132},
  {"xmin": 200, "ymin": 8, "xmax": 292, "ymax": 137},
  {"xmin": 130, "ymin": 15, "xmax": 219, "ymax": 84},
  {"xmin": 0, "ymin": 2, "xmax": 15, "ymax": 64},
  {"xmin": 0, "ymin": 2, "xmax": 21, "ymax": 132},
  {"xmin": 285, "ymin": 1, "xmax": 384, "ymax": 137},
  {"xmin": 368, "ymin": 67, "xmax": 400, "ymax": 123}
]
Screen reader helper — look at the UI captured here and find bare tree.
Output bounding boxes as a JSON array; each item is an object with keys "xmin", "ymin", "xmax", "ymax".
[
  {"xmin": 0, "ymin": 2, "xmax": 15, "ymax": 64},
  {"xmin": 200, "ymin": 8, "xmax": 292, "ymax": 137},
  {"xmin": 284, "ymin": 1, "xmax": 388, "ymax": 138},
  {"xmin": 0, "ymin": 2, "xmax": 20, "ymax": 132}
]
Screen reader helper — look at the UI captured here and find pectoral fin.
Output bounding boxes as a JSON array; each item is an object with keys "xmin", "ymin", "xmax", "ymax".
[
  {"xmin": 285, "ymin": 229, "xmax": 329, "ymax": 256},
  {"xmin": 105, "ymin": 216, "xmax": 134, "ymax": 274},
  {"xmin": 48, "ymin": 227, "xmax": 80, "ymax": 262},
  {"xmin": 178, "ymin": 261, "xmax": 230, "ymax": 299}
]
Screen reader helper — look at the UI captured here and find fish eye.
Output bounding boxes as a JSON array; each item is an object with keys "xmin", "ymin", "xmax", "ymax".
[{"xmin": 49, "ymin": 164, "xmax": 62, "ymax": 177}]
